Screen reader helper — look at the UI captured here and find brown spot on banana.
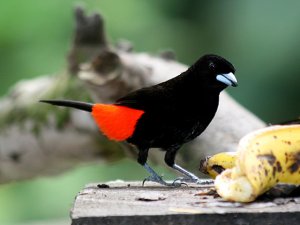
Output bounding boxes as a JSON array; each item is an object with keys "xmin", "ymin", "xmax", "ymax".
[
  {"xmin": 288, "ymin": 152, "xmax": 300, "ymax": 173},
  {"xmin": 257, "ymin": 154, "xmax": 276, "ymax": 166},
  {"xmin": 276, "ymin": 161, "xmax": 282, "ymax": 172},
  {"xmin": 282, "ymin": 140, "xmax": 292, "ymax": 145}
]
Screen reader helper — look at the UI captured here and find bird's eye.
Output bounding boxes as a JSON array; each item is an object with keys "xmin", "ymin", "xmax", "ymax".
[{"xmin": 209, "ymin": 62, "xmax": 215, "ymax": 70}]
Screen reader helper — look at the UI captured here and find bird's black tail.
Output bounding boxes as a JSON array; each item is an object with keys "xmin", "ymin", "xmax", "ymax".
[{"xmin": 39, "ymin": 100, "xmax": 93, "ymax": 112}]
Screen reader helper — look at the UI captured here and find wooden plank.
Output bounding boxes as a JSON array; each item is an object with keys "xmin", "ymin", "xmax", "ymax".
[{"xmin": 71, "ymin": 181, "xmax": 300, "ymax": 225}]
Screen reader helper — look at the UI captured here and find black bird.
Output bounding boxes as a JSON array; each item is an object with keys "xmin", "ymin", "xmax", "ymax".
[{"xmin": 40, "ymin": 54, "xmax": 237, "ymax": 186}]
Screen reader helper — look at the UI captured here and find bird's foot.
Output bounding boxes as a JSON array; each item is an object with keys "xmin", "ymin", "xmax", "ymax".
[
  {"xmin": 172, "ymin": 177, "xmax": 214, "ymax": 185},
  {"xmin": 142, "ymin": 163, "xmax": 181, "ymax": 187},
  {"xmin": 171, "ymin": 164, "xmax": 214, "ymax": 185},
  {"xmin": 172, "ymin": 177, "xmax": 198, "ymax": 185},
  {"xmin": 196, "ymin": 179, "xmax": 214, "ymax": 185},
  {"xmin": 142, "ymin": 175, "xmax": 180, "ymax": 187}
]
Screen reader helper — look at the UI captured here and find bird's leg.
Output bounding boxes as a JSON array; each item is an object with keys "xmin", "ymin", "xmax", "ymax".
[
  {"xmin": 165, "ymin": 147, "xmax": 207, "ymax": 184},
  {"xmin": 142, "ymin": 163, "xmax": 168, "ymax": 186},
  {"xmin": 137, "ymin": 148, "xmax": 176, "ymax": 186},
  {"xmin": 172, "ymin": 164, "xmax": 213, "ymax": 185},
  {"xmin": 172, "ymin": 164, "xmax": 200, "ymax": 182}
]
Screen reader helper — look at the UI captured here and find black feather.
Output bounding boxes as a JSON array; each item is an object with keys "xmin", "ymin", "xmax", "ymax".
[{"xmin": 39, "ymin": 100, "xmax": 93, "ymax": 112}]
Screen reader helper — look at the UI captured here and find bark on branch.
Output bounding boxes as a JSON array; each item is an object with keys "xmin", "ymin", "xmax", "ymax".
[{"xmin": 0, "ymin": 7, "xmax": 265, "ymax": 184}]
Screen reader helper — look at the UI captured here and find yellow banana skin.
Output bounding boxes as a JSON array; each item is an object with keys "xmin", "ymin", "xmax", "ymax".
[
  {"xmin": 215, "ymin": 125, "xmax": 300, "ymax": 202},
  {"xmin": 199, "ymin": 152, "xmax": 237, "ymax": 178}
]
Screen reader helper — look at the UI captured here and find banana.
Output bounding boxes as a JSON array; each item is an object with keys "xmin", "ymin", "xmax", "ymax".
[
  {"xmin": 199, "ymin": 152, "xmax": 237, "ymax": 178},
  {"xmin": 213, "ymin": 124, "xmax": 300, "ymax": 202}
]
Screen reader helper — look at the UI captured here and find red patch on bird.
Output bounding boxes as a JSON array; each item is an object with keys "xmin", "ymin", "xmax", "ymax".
[{"xmin": 91, "ymin": 104, "xmax": 144, "ymax": 141}]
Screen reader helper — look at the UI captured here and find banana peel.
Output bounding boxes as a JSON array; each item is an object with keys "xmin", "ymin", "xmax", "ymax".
[
  {"xmin": 199, "ymin": 151, "xmax": 237, "ymax": 178},
  {"xmin": 201, "ymin": 124, "xmax": 300, "ymax": 202}
]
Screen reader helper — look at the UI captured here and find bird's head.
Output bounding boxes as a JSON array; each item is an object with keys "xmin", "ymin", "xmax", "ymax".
[{"xmin": 189, "ymin": 54, "xmax": 237, "ymax": 91}]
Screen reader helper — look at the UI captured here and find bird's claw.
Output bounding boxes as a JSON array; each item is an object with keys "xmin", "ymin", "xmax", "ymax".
[
  {"xmin": 142, "ymin": 176, "xmax": 214, "ymax": 187},
  {"xmin": 172, "ymin": 178, "xmax": 188, "ymax": 187},
  {"xmin": 142, "ymin": 175, "xmax": 182, "ymax": 187},
  {"xmin": 142, "ymin": 174, "xmax": 166, "ymax": 186},
  {"xmin": 196, "ymin": 179, "xmax": 214, "ymax": 185},
  {"xmin": 172, "ymin": 177, "xmax": 214, "ymax": 185},
  {"xmin": 172, "ymin": 177, "xmax": 199, "ymax": 185}
]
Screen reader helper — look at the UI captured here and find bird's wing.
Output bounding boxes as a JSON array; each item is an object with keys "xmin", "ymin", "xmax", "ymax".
[
  {"xmin": 91, "ymin": 86, "xmax": 170, "ymax": 141},
  {"xmin": 115, "ymin": 85, "xmax": 168, "ymax": 111}
]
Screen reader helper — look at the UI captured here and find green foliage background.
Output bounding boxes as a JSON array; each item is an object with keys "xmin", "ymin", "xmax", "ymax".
[{"xmin": 0, "ymin": 1, "xmax": 300, "ymax": 224}]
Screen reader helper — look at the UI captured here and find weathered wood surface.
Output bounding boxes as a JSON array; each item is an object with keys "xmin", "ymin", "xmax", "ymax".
[{"xmin": 71, "ymin": 181, "xmax": 300, "ymax": 225}]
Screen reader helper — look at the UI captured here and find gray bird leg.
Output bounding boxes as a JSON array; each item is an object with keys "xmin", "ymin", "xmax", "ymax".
[
  {"xmin": 142, "ymin": 163, "xmax": 170, "ymax": 186},
  {"xmin": 138, "ymin": 148, "xmax": 179, "ymax": 186},
  {"xmin": 164, "ymin": 147, "xmax": 212, "ymax": 185},
  {"xmin": 172, "ymin": 164, "xmax": 213, "ymax": 185}
]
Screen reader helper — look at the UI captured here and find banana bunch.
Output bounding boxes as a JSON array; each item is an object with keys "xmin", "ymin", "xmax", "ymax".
[{"xmin": 200, "ymin": 124, "xmax": 300, "ymax": 202}]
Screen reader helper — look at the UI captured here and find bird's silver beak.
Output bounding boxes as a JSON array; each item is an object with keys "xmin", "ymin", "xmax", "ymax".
[{"xmin": 216, "ymin": 72, "xmax": 238, "ymax": 87}]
